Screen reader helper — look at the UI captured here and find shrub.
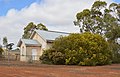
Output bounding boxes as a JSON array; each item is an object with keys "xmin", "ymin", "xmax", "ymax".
[
  {"xmin": 0, "ymin": 48, "xmax": 4, "ymax": 58},
  {"xmin": 40, "ymin": 49, "xmax": 53, "ymax": 64},
  {"xmin": 51, "ymin": 51, "xmax": 65, "ymax": 64},
  {"xmin": 109, "ymin": 42, "xmax": 120, "ymax": 63},
  {"xmin": 40, "ymin": 49, "xmax": 65, "ymax": 64},
  {"xmin": 40, "ymin": 32, "xmax": 112, "ymax": 66}
]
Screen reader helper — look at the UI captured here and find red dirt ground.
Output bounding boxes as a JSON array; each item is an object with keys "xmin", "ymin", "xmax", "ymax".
[{"xmin": 0, "ymin": 64, "xmax": 120, "ymax": 77}]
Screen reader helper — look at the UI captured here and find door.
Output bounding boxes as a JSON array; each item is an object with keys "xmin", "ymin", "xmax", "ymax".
[{"xmin": 32, "ymin": 49, "xmax": 37, "ymax": 60}]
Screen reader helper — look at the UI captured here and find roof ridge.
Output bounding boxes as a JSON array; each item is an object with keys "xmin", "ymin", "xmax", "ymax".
[
  {"xmin": 31, "ymin": 29, "xmax": 69, "ymax": 41},
  {"xmin": 21, "ymin": 38, "xmax": 36, "ymax": 40},
  {"xmin": 36, "ymin": 30, "xmax": 70, "ymax": 34},
  {"xmin": 48, "ymin": 30, "xmax": 70, "ymax": 34}
]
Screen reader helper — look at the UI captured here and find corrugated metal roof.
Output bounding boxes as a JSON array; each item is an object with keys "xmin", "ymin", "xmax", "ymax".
[
  {"xmin": 36, "ymin": 30, "xmax": 69, "ymax": 41},
  {"xmin": 21, "ymin": 39, "xmax": 41, "ymax": 46}
]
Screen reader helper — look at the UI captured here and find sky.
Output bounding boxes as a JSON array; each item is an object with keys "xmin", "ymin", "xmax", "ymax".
[
  {"xmin": 0, "ymin": 0, "xmax": 119, "ymax": 48},
  {"xmin": 114, "ymin": 0, "xmax": 120, "ymax": 2}
]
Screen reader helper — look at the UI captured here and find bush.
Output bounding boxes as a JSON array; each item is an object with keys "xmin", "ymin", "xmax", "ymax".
[
  {"xmin": 65, "ymin": 50, "xmax": 80, "ymax": 65},
  {"xmin": 112, "ymin": 48, "xmax": 120, "ymax": 63},
  {"xmin": 40, "ymin": 49, "xmax": 65, "ymax": 64},
  {"xmin": 0, "ymin": 48, "xmax": 4, "ymax": 58},
  {"xmin": 51, "ymin": 51, "xmax": 65, "ymax": 64},
  {"xmin": 40, "ymin": 32, "xmax": 112, "ymax": 66},
  {"xmin": 108, "ymin": 42, "xmax": 120, "ymax": 63},
  {"xmin": 40, "ymin": 49, "xmax": 53, "ymax": 64}
]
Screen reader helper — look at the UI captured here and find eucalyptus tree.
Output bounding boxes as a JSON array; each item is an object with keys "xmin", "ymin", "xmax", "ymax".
[
  {"xmin": 74, "ymin": 1, "xmax": 107, "ymax": 35},
  {"xmin": 3, "ymin": 37, "xmax": 8, "ymax": 46},
  {"xmin": 22, "ymin": 22, "xmax": 48, "ymax": 39}
]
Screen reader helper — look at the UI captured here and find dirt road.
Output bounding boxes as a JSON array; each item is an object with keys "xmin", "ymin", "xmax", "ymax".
[{"xmin": 0, "ymin": 64, "xmax": 120, "ymax": 77}]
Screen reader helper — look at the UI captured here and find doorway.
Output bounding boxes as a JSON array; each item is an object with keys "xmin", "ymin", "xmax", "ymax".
[{"xmin": 32, "ymin": 49, "xmax": 37, "ymax": 60}]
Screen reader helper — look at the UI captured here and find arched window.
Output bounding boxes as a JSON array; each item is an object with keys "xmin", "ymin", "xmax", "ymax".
[{"xmin": 22, "ymin": 46, "xmax": 24, "ymax": 55}]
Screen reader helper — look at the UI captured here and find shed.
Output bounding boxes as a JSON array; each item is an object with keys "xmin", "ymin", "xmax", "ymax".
[{"xmin": 17, "ymin": 39, "xmax": 41, "ymax": 61}]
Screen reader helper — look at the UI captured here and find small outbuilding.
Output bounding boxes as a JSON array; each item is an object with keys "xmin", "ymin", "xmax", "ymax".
[{"xmin": 17, "ymin": 39, "xmax": 41, "ymax": 61}]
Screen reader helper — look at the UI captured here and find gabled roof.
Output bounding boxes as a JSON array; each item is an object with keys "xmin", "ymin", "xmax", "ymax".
[
  {"xmin": 31, "ymin": 30, "xmax": 70, "ymax": 41},
  {"xmin": 17, "ymin": 39, "xmax": 41, "ymax": 47}
]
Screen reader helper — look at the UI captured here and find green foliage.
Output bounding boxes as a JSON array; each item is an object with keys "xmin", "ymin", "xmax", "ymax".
[
  {"xmin": 36, "ymin": 23, "xmax": 48, "ymax": 31},
  {"xmin": 40, "ymin": 50, "xmax": 51, "ymax": 64},
  {"xmin": 40, "ymin": 32, "xmax": 112, "ymax": 66},
  {"xmin": 65, "ymin": 33, "xmax": 112, "ymax": 66},
  {"xmin": 51, "ymin": 51, "xmax": 65, "ymax": 64},
  {"xmin": 40, "ymin": 49, "xmax": 65, "ymax": 64},
  {"xmin": 0, "ymin": 48, "xmax": 4, "ymax": 57},
  {"xmin": 75, "ymin": 1, "xmax": 120, "ymax": 36},
  {"xmin": 108, "ymin": 41, "xmax": 120, "ymax": 63},
  {"xmin": 74, "ymin": 1, "xmax": 108, "ymax": 34},
  {"xmin": 22, "ymin": 22, "xmax": 48, "ymax": 39},
  {"xmin": 65, "ymin": 49, "xmax": 81, "ymax": 65},
  {"xmin": 74, "ymin": 0, "xmax": 120, "ymax": 63},
  {"xmin": 3, "ymin": 37, "xmax": 8, "ymax": 46},
  {"xmin": 92, "ymin": 1, "xmax": 107, "ymax": 10}
]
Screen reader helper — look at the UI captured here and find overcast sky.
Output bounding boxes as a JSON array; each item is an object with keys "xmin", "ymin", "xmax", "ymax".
[{"xmin": 0, "ymin": 0, "xmax": 119, "ymax": 48}]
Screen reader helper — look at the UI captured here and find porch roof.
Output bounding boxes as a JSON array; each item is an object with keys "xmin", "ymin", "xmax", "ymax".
[{"xmin": 17, "ymin": 39, "xmax": 41, "ymax": 47}]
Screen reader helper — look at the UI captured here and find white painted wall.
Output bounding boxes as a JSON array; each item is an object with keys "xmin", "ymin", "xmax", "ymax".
[
  {"xmin": 20, "ymin": 42, "xmax": 26, "ymax": 61},
  {"xmin": 32, "ymin": 33, "xmax": 47, "ymax": 55}
]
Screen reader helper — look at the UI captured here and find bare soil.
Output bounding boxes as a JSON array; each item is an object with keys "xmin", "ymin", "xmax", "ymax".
[{"xmin": 0, "ymin": 64, "xmax": 120, "ymax": 77}]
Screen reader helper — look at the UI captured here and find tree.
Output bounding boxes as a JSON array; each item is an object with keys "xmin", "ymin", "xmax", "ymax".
[
  {"xmin": 3, "ymin": 37, "xmax": 8, "ymax": 46},
  {"xmin": 109, "ymin": 3, "xmax": 120, "ymax": 21},
  {"xmin": 22, "ymin": 22, "xmax": 48, "ymax": 39},
  {"xmin": 74, "ymin": 1, "xmax": 120, "ymax": 63},
  {"xmin": 74, "ymin": 1, "xmax": 107, "ymax": 35},
  {"xmin": 36, "ymin": 23, "xmax": 48, "ymax": 31},
  {"xmin": 74, "ymin": 1, "xmax": 120, "ymax": 36}
]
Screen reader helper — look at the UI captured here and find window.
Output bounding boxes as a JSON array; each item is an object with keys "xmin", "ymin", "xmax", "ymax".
[{"xmin": 22, "ymin": 46, "xmax": 24, "ymax": 55}]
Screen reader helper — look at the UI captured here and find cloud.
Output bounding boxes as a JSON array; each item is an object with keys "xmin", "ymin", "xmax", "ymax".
[{"xmin": 0, "ymin": 0, "xmax": 113, "ymax": 47}]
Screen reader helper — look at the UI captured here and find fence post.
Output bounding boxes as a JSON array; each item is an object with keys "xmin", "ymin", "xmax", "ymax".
[
  {"xmin": 6, "ymin": 43, "xmax": 14, "ymax": 66},
  {"xmin": 8, "ymin": 49, "xmax": 10, "ymax": 66}
]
